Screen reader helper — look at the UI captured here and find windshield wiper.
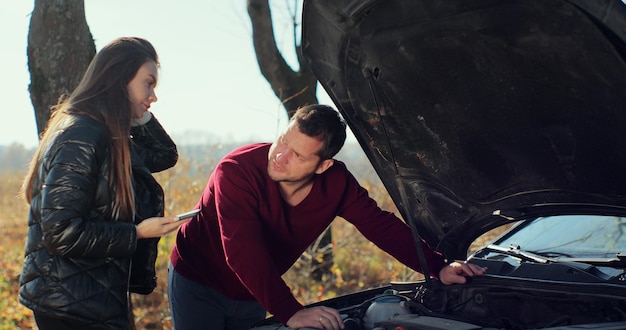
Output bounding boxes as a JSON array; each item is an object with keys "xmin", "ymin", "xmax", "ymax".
[
  {"xmin": 482, "ymin": 244, "xmax": 554, "ymax": 263},
  {"xmin": 551, "ymin": 253, "xmax": 626, "ymax": 267},
  {"xmin": 482, "ymin": 245, "xmax": 626, "ymax": 268}
]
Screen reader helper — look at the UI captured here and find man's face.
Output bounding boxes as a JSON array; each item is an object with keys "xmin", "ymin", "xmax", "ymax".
[{"xmin": 267, "ymin": 122, "xmax": 326, "ymax": 183}]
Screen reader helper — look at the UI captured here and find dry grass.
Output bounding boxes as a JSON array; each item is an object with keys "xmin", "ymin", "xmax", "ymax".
[{"xmin": 0, "ymin": 170, "xmax": 36, "ymax": 329}]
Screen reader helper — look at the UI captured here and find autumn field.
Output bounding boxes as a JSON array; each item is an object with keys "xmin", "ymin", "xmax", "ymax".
[{"xmin": 0, "ymin": 151, "xmax": 500, "ymax": 329}]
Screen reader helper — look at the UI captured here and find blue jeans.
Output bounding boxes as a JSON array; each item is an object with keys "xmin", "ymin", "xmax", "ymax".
[{"xmin": 168, "ymin": 264, "xmax": 267, "ymax": 330}]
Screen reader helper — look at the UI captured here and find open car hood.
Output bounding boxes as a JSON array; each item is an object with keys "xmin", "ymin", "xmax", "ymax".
[{"xmin": 302, "ymin": 0, "xmax": 626, "ymax": 260}]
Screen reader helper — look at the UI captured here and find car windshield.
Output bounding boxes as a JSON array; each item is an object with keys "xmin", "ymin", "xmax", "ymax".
[{"xmin": 495, "ymin": 215, "xmax": 626, "ymax": 259}]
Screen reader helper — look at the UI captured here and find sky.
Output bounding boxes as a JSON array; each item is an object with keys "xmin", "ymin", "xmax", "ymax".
[{"xmin": 0, "ymin": 1, "xmax": 336, "ymax": 148}]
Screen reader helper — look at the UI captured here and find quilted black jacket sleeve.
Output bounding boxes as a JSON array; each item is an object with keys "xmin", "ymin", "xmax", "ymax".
[
  {"xmin": 128, "ymin": 114, "xmax": 178, "ymax": 294},
  {"xmin": 130, "ymin": 114, "xmax": 178, "ymax": 173}
]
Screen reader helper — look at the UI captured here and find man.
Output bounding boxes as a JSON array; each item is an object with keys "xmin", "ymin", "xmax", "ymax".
[{"xmin": 168, "ymin": 104, "xmax": 486, "ymax": 330}]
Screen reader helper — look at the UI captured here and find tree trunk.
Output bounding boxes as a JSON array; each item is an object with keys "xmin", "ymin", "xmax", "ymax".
[
  {"xmin": 247, "ymin": 0, "xmax": 333, "ymax": 281},
  {"xmin": 27, "ymin": 0, "xmax": 95, "ymax": 137}
]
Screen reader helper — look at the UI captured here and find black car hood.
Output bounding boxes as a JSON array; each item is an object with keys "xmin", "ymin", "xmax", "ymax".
[{"xmin": 302, "ymin": 0, "xmax": 626, "ymax": 259}]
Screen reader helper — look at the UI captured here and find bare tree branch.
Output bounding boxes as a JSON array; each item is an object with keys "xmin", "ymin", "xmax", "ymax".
[{"xmin": 247, "ymin": 0, "xmax": 318, "ymax": 116}]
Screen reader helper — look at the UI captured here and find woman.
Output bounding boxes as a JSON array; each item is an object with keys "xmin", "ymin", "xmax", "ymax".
[{"xmin": 19, "ymin": 37, "xmax": 185, "ymax": 329}]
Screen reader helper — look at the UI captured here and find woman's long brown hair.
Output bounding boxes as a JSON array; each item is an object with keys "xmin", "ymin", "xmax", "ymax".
[{"xmin": 22, "ymin": 37, "xmax": 159, "ymax": 220}]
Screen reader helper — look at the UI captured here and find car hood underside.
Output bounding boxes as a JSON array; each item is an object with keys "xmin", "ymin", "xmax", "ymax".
[{"xmin": 302, "ymin": 0, "xmax": 626, "ymax": 259}]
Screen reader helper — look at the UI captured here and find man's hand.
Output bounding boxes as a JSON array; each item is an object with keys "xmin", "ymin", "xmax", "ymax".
[
  {"xmin": 439, "ymin": 261, "xmax": 487, "ymax": 285},
  {"xmin": 286, "ymin": 306, "xmax": 344, "ymax": 330}
]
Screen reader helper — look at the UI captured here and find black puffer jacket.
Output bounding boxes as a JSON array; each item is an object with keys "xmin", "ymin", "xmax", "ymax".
[
  {"xmin": 128, "ymin": 114, "xmax": 179, "ymax": 294},
  {"xmin": 19, "ymin": 113, "xmax": 177, "ymax": 328}
]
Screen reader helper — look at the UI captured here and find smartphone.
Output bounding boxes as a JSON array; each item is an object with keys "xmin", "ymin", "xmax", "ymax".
[{"xmin": 175, "ymin": 209, "xmax": 200, "ymax": 221}]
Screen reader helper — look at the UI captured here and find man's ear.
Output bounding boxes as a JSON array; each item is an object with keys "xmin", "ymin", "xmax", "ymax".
[{"xmin": 315, "ymin": 159, "xmax": 334, "ymax": 174}]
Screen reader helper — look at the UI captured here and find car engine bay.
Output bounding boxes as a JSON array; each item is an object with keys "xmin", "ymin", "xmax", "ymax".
[{"xmin": 251, "ymin": 259, "xmax": 626, "ymax": 330}]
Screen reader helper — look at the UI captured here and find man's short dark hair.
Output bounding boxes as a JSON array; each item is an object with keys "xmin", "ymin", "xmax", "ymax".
[{"xmin": 292, "ymin": 104, "xmax": 347, "ymax": 160}]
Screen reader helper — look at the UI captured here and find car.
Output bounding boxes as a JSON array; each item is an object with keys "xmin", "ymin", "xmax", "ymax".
[{"xmin": 251, "ymin": 0, "xmax": 626, "ymax": 329}]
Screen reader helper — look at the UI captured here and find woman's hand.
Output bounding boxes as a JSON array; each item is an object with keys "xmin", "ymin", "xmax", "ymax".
[
  {"xmin": 135, "ymin": 216, "xmax": 187, "ymax": 239},
  {"xmin": 131, "ymin": 110, "xmax": 153, "ymax": 127}
]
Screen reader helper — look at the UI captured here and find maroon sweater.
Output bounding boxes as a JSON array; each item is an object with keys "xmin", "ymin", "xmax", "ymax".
[{"xmin": 170, "ymin": 143, "xmax": 447, "ymax": 324}]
